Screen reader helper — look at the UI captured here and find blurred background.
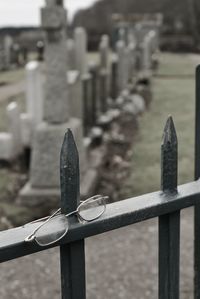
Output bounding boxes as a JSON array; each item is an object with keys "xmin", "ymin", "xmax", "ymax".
[{"xmin": 0, "ymin": 0, "xmax": 199, "ymax": 298}]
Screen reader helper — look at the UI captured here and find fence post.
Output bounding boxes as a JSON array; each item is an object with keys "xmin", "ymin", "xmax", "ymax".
[
  {"xmin": 194, "ymin": 65, "xmax": 200, "ymax": 299},
  {"xmin": 159, "ymin": 116, "xmax": 180, "ymax": 299},
  {"xmin": 60, "ymin": 130, "xmax": 86, "ymax": 299}
]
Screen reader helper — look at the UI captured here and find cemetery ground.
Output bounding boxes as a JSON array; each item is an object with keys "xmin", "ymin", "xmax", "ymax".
[
  {"xmin": 0, "ymin": 52, "xmax": 199, "ymax": 229},
  {"xmin": 0, "ymin": 53, "xmax": 199, "ymax": 298}
]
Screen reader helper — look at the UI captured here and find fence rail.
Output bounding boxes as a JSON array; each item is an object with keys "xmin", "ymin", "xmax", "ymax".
[{"xmin": 1, "ymin": 65, "xmax": 200, "ymax": 298}]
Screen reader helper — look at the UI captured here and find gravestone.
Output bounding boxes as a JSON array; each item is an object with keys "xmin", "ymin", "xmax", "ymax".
[
  {"xmin": 6, "ymin": 102, "xmax": 23, "ymax": 156},
  {"xmin": 74, "ymin": 27, "xmax": 88, "ymax": 75},
  {"xmin": 142, "ymin": 33, "xmax": 152, "ymax": 70},
  {"xmin": 66, "ymin": 39, "xmax": 76, "ymax": 70},
  {"xmin": 116, "ymin": 40, "xmax": 129, "ymax": 91},
  {"xmin": 0, "ymin": 102, "xmax": 23, "ymax": 161},
  {"xmin": 20, "ymin": 61, "xmax": 44, "ymax": 147},
  {"xmin": 19, "ymin": 0, "xmax": 86, "ymax": 210},
  {"xmin": 25, "ymin": 61, "xmax": 43, "ymax": 127},
  {"xmin": 4, "ymin": 35, "xmax": 13, "ymax": 69},
  {"xmin": 99, "ymin": 35, "xmax": 110, "ymax": 72}
]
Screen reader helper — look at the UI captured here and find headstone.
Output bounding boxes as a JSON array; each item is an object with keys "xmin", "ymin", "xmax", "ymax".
[
  {"xmin": 0, "ymin": 49, "xmax": 6, "ymax": 71},
  {"xmin": 36, "ymin": 41, "xmax": 45, "ymax": 61},
  {"xmin": 74, "ymin": 27, "xmax": 88, "ymax": 75},
  {"xmin": 116, "ymin": 40, "xmax": 129, "ymax": 91},
  {"xmin": 142, "ymin": 33, "xmax": 152, "ymax": 70},
  {"xmin": 82, "ymin": 73, "xmax": 92, "ymax": 136},
  {"xmin": 25, "ymin": 61, "xmax": 43, "ymax": 127},
  {"xmin": 0, "ymin": 133, "xmax": 13, "ymax": 161},
  {"xmin": 4, "ymin": 35, "xmax": 13, "ymax": 68},
  {"xmin": 128, "ymin": 42, "xmax": 137, "ymax": 79},
  {"xmin": 99, "ymin": 35, "xmax": 110, "ymax": 72},
  {"xmin": 20, "ymin": 0, "xmax": 86, "ymax": 207},
  {"xmin": 110, "ymin": 55, "xmax": 118, "ymax": 99},
  {"xmin": 99, "ymin": 69, "xmax": 109, "ymax": 113},
  {"xmin": 6, "ymin": 102, "xmax": 23, "ymax": 156},
  {"xmin": 66, "ymin": 39, "xmax": 76, "ymax": 70},
  {"xmin": 89, "ymin": 61, "xmax": 98, "ymax": 125},
  {"xmin": 68, "ymin": 70, "xmax": 83, "ymax": 119}
]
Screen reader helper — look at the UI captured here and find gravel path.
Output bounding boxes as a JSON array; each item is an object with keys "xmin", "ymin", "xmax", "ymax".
[{"xmin": 0, "ymin": 208, "xmax": 194, "ymax": 299}]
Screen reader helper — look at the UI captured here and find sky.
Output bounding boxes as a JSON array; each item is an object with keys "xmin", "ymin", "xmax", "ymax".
[{"xmin": 0, "ymin": 0, "xmax": 97, "ymax": 27}]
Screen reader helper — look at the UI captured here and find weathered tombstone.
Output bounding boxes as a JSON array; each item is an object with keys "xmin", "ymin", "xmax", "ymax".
[
  {"xmin": 99, "ymin": 69, "xmax": 109, "ymax": 113},
  {"xmin": 4, "ymin": 35, "xmax": 13, "ymax": 68},
  {"xmin": 19, "ymin": 0, "xmax": 86, "ymax": 209},
  {"xmin": 36, "ymin": 41, "xmax": 45, "ymax": 61},
  {"xmin": 82, "ymin": 73, "xmax": 92, "ymax": 136},
  {"xmin": 128, "ymin": 42, "xmax": 137, "ymax": 79},
  {"xmin": 12, "ymin": 43, "xmax": 20, "ymax": 66},
  {"xmin": 142, "ymin": 33, "xmax": 152, "ymax": 70},
  {"xmin": 20, "ymin": 61, "xmax": 44, "ymax": 148},
  {"xmin": 74, "ymin": 27, "xmax": 88, "ymax": 75},
  {"xmin": 0, "ymin": 49, "xmax": 6, "ymax": 71},
  {"xmin": 116, "ymin": 40, "xmax": 129, "ymax": 91},
  {"xmin": 66, "ymin": 39, "xmax": 76, "ymax": 70},
  {"xmin": 110, "ymin": 55, "xmax": 118, "ymax": 100},
  {"xmin": 25, "ymin": 61, "xmax": 43, "ymax": 127},
  {"xmin": 89, "ymin": 61, "xmax": 98, "ymax": 125},
  {"xmin": 6, "ymin": 102, "xmax": 23, "ymax": 156},
  {"xmin": 67, "ymin": 70, "xmax": 83, "ymax": 120},
  {"xmin": 0, "ymin": 101, "xmax": 22, "ymax": 162},
  {"xmin": 99, "ymin": 34, "xmax": 110, "ymax": 72}
]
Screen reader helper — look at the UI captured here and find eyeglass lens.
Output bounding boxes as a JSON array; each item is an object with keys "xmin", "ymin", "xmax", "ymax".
[
  {"xmin": 78, "ymin": 196, "xmax": 106, "ymax": 221},
  {"xmin": 35, "ymin": 215, "xmax": 69, "ymax": 246}
]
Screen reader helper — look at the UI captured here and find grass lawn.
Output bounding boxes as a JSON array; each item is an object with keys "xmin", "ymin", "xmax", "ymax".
[
  {"xmin": 121, "ymin": 53, "xmax": 199, "ymax": 198},
  {"xmin": 0, "ymin": 68, "xmax": 25, "ymax": 85}
]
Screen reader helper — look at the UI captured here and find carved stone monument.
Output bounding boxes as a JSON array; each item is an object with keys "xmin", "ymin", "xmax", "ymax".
[{"xmin": 19, "ymin": 0, "xmax": 85, "ymax": 212}]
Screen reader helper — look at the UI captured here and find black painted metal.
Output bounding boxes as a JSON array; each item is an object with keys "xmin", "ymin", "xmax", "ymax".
[
  {"xmin": 161, "ymin": 116, "xmax": 178, "ymax": 194},
  {"xmin": 195, "ymin": 65, "xmax": 200, "ymax": 299},
  {"xmin": 159, "ymin": 116, "xmax": 180, "ymax": 299},
  {"xmin": 1, "ymin": 180, "xmax": 200, "ymax": 263},
  {"xmin": 60, "ymin": 130, "xmax": 86, "ymax": 299}
]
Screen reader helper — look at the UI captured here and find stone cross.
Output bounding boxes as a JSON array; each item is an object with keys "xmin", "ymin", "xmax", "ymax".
[{"xmin": 41, "ymin": 0, "xmax": 69, "ymax": 123}]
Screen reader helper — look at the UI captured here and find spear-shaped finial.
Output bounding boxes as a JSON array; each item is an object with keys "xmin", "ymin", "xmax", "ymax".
[
  {"xmin": 161, "ymin": 116, "xmax": 178, "ymax": 194},
  {"xmin": 60, "ymin": 129, "xmax": 80, "ymax": 214}
]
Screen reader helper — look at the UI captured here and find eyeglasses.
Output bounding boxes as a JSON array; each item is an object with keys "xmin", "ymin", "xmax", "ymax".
[{"xmin": 24, "ymin": 195, "xmax": 107, "ymax": 247}]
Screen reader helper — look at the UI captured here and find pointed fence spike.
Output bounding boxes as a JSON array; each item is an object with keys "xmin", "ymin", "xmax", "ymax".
[
  {"xmin": 161, "ymin": 116, "xmax": 178, "ymax": 194},
  {"xmin": 60, "ymin": 129, "xmax": 80, "ymax": 214},
  {"xmin": 162, "ymin": 116, "xmax": 177, "ymax": 145}
]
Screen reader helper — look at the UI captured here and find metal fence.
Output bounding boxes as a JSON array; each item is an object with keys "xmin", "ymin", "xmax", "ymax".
[{"xmin": 1, "ymin": 66, "xmax": 200, "ymax": 299}]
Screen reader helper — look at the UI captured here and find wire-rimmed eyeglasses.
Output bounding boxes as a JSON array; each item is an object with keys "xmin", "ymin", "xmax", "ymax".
[{"xmin": 24, "ymin": 195, "xmax": 108, "ymax": 247}]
